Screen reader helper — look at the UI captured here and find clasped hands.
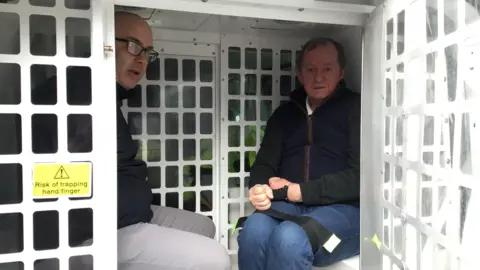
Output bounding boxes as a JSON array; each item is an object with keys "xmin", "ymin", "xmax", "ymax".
[{"xmin": 248, "ymin": 177, "xmax": 292, "ymax": 211}]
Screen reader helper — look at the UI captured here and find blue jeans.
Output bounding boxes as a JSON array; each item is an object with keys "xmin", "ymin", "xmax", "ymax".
[{"xmin": 237, "ymin": 201, "xmax": 360, "ymax": 270}]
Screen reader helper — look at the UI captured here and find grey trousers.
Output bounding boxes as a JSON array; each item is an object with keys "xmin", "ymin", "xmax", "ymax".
[
  {"xmin": 118, "ymin": 205, "xmax": 231, "ymax": 270},
  {"xmin": 35, "ymin": 205, "xmax": 231, "ymax": 270}
]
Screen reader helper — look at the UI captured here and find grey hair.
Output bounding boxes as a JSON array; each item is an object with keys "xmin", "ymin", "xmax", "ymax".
[{"xmin": 296, "ymin": 37, "xmax": 347, "ymax": 71}]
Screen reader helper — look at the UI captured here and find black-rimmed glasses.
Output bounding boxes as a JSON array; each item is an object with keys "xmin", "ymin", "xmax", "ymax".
[{"xmin": 116, "ymin": 38, "xmax": 159, "ymax": 63}]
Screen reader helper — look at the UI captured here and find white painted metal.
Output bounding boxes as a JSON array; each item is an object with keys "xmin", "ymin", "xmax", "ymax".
[
  {"xmin": 143, "ymin": 21, "xmax": 362, "ymax": 269},
  {"xmin": 360, "ymin": 3, "xmax": 385, "ymax": 270},
  {"xmin": 144, "ymin": 10, "xmax": 347, "ymax": 38},
  {"xmin": 377, "ymin": 0, "xmax": 480, "ymax": 270},
  {"xmin": 3, "ymin": 0, "xmax": 478, "ymax": 270},
  {"xmin": 458, "ymin": 5, "xmax": 480, "ymax": 270},
  {"xmin": 121, "ymin": 41, "xmax": 220, "ymax": 237},
  {"xmin": 219, "ymin": 0, "xmax": 375, "ymax": 13},
  {"xmin": 215, "ymin": 30, "xmax": 363, "ymax": 270},
  {"xmin": 218, "ymin": 34, "xmax": 305, "ymax": 253},
  {"xmin": 114, "ymin": 0, "xmax": 373, "ymax": 26},
  {"xmin": 110, "ymin": 4, "xmax": 364, "ymax": 269},
  {"xmin": 0, "ymin": 0, "xmax": 117, "ymax": 269}
]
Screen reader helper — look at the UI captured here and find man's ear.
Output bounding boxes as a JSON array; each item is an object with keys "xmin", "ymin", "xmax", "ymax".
[{"xmin": 339, "ymin": 68, "xmax": 345, "ymax": 80}]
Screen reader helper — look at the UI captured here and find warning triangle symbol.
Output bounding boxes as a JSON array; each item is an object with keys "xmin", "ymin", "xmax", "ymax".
[{"xmin": 54, "ymin": 166, "xmax": 70, "ymax": 180}]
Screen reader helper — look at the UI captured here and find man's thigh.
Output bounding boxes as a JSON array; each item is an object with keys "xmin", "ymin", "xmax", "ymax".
[
  {"xmin": 304, "ymin": 204, "xmax": 360, "ymax": 267},
  {"xmin": 118, "ymin": 222, "xmax": 231, "ymax": 270},
  {"xmin": 150, "ymin": 205, "xmax": 215, "ymax": 238}
]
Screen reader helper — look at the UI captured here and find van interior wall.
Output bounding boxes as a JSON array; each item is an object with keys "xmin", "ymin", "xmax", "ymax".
[
  {"xmin": 322, "ymin": 0, "xmax": 382, "ymax": 6},
  {"xmin": 329, "ymin": 26, "xmax": 363, "ymax": 93},
  {"xmin": 0, "ymin": 4, "xmax": 364, "ymax": 252},
  {"xmin": 143, "ymin": 10, "xmax": 364, "ymax": 252},
  {"xmin": 151, "ymin": 20, "xmax": 363, "ymax": 92}
]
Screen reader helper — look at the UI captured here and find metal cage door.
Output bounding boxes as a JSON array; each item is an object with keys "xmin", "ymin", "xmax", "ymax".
[
  {"xmin": 361, "ymin": 0, "xmax": 480, "ymax": 269},
  {"xmin": 0, "ymin": 0, "xmax": 117, "ymax": 269}
]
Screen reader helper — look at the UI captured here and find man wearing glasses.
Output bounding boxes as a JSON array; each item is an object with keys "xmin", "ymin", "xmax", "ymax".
[{"xmin": 34, "ymin": 11, "xmax": 231, "ymax": 270}]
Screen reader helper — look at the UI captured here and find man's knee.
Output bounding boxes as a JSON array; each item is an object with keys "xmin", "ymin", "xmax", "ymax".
[
  {"xmin": 269, "ymin": 221, "xmax": 313, "ymax": 258},
  {"xmin": 192, "ymin": 240, "xmax": 232, "ymax": 270},
  {"xmin": 238, "ymin": 212, "xmax": 275, "ymax": 248},
  {"xmin": 209, "ymin": 245, "xmax": 231, "ymax": 270},
  {"xmin": 194, "ymin": 213, "xmax": 216, "ymax": 238}
]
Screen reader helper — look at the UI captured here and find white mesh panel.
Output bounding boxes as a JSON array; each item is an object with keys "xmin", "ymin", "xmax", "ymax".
[
  {"xmin": 0, "ymin": 0, "xmax": 117, "ymax": 269},
  {"xmin": 218, "ymin": 34, "xmax": 306, "ymax": 253},
  {"xmin": 121, "ymin": 41, "xmax": 219, "ymax": 230},
  {"xmin": 378, "ymin": 1, "xmax": 480, "ymax": 269}
]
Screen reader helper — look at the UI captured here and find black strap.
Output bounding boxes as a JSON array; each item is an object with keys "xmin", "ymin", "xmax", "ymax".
[{"xmin": 234, "ymin": 188, "xmax": 340, "ymax": 254}]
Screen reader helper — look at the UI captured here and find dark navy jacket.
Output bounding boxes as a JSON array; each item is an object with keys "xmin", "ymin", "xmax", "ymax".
[
  {"xmin": 115, "ymin": 85, "xmax": 154, "ymax": 229},
  {"xmin": 248, "ymin": 81, "xmax": 361, "ymax": 206},
  {"xmin": 32, "ymin": 67, "xmax": 153, "ymax": 248}
]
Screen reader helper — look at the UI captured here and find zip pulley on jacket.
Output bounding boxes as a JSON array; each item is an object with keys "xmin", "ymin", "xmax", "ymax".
[{"xmin": 233, "ymin": 187, "xmax": 341, "ymax": 254}]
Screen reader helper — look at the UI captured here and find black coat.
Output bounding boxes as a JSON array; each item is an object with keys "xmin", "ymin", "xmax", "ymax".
[{"xmin": 248, "ymin": 81, "xmax": 361, "ymax": 207}]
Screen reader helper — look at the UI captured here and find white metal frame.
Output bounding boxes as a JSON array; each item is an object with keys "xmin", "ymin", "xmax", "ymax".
[
  {"xmin": 376, "ymin": 0, "xmax": 480, "ymax": 269},
  {"xmin": 114, "ymin": 0, "xmax": 374, "ymax": 26},
  {"xmin": 0, "ymin": 0, "xmax": 117, "ymax": 269},
  {"xmin": 2, "ymin": 0, "xmax": 477, "ymax": 269},
  {"xmin": 218, "ymin": 33, "xmax": 306, "ymax": 253},
  {"xmin": 456, "ymin": 8, "xmax": 479, "ymax": 270},
  {"xmin": 360, "ymin": 3, "xmax": 385, "ymax": 269},
  {"xmin": 151, "ymin": 41, "xmax": 217, "ymax": 57},
  {"xmin": 151, "ymin": 29, "xmax": 221, "ymax": 45},
  {"xmin": 111, "ymin": 3, "xmax": 370, "ymax": 261},
  {"xmin": 121, "ymin": 40, "xmax": 222, "ymax": 239}
]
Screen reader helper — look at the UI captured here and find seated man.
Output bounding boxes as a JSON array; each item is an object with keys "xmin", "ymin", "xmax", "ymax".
[
  {"xmin": 237, "ymin": 37, "xmax": 360, "ymax": 270},
  {"xmin": 33, "ymin": 11, "xmax": 231, "ymax": 270}
]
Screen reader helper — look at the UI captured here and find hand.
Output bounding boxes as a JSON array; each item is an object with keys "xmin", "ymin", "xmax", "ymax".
[
  {"xmin": 248, "ymin": 184, "xmax": 273, "ymax": 211},
  {"xmin": 268, "ymin": 177, "xmax": 291, "ymax": 190}
]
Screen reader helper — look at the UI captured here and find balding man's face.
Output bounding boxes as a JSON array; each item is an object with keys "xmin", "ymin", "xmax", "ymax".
[
  {"xmin": 297, "ymin": 43, "xmax": 344, "ymax": 101},
  {"xmin": 115, "ymin": 14, "xmax": 154, "ymax": 89}
]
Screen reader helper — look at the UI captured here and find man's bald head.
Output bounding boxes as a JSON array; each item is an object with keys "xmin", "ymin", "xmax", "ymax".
[
  {"xmin": 114, "ymin": 11, "xmax": 154, "ymax": 89},
  {"xmin": 114, "ymin": 11, "xmax": 151, "ymax": 36}
]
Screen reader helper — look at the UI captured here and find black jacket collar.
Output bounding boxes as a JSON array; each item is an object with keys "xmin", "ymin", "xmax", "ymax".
[
  {"xmin": 116, "ymin": 83, "xmax": 131, "ymax": 101},
  {"xmin": 289, "ymin": 80, "xmax": 349, "ymax": 112}
]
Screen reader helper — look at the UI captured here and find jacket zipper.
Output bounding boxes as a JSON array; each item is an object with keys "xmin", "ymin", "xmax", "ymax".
[
  {"xmin": 304, "ymin": 115, "xmax": 312, "ymax": 182},
  {"xmin": 291, "ymin": 89, "xmax": 343, "ymax": 182},
  {"xmin": 292, "ymin": 100, "xmax": 313, "ymax": 183}
]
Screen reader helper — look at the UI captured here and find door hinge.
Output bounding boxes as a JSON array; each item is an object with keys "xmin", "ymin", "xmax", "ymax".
[{"xmin": 104, "ymin": 44, "xmax": 114, "ymax": 53}]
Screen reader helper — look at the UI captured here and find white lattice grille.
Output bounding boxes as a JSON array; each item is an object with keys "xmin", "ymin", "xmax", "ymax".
[
  {"xmin": 379, "ymin": 0, "xmax": 479, "ymax": 269},
  {"xmin": 121, "ymin": 41, "xmax": 219, "ymax": 226},
  {"xmin": 218, "ymin": 35, "xmax": 305, "ymax": 253},
  {"xmin": 0, "ymin": 0, "xmax": 117, "ymax": 269}
]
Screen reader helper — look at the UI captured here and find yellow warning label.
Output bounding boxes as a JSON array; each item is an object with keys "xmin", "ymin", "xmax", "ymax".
[{"xmin": 33, "ymin": 162, "xmax": 92, "ymax": 198}]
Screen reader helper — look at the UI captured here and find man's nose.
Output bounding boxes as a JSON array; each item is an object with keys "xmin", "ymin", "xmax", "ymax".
[
  {"xmin": 314, "ymin": 71, "xmax": 325, "ymax": 82},
  {"xmin": 135, "ymin": 53, "xmax": 149, "ymax": 64},
  {"xmin": 135, "ymin": 59, "xmax": 148, "ymax": 70}
]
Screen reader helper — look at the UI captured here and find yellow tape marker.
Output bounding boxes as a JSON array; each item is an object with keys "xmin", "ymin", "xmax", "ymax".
[
  {"xmin": 363, "ymin": 233, "xmax": 382, "ymax": 249},
  {"xmin": 371, "ymin": 234, "xmax": 381, "ymax": 249},
  {"xmin": 33, "ymin": 162, "xmax": 92, "ymax": 198}
]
